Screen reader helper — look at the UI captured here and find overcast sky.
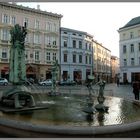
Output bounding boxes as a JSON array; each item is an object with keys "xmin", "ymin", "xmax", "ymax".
[{"xmin": 17, "ymin": 2, "xmax": 140, "ymax": 57}]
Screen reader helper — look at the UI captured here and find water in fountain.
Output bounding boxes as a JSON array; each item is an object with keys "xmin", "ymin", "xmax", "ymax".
[
  {"xmin": 1, "ymin": 94, "xmax": 140, "ymax": 127},
  {"xmin": 0, "ymin": 23, "xmax": 50, "ymax": 110},
  {"xmin": 23, "ymin": 79, "xmax": 47, "ymax": 105},
  {"xmin": 1, "ymin": 77, "xmax": 140, "ymax": 137},
  {"xmin": 1, "ymin": 23, "xmax": 140, "ymax": 137}
]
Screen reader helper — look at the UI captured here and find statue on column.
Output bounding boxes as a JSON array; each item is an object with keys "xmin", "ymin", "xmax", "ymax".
[
  {"xmin": 50, "ymin": 60, "xmax": 59, "ymax": 95},
  {"xmin": 9, "ymin": 22, "xmax": 27, "ymax": 85},
  {"xmin": 0, "ymin": 23, "xmax": 36, "ymax": 109}
]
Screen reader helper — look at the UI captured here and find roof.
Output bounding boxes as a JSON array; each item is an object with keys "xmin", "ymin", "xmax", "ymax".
[
  {"xmin": 0, "ymin": 2, "xmax": 63, "ymax": 18},
  {"xmin": 61, "ymin": 27, "xmax": 93, "ymax": 38},
  {"xmin": 119, "ymin": 16, "xmax": 140, "ymax": 30}
]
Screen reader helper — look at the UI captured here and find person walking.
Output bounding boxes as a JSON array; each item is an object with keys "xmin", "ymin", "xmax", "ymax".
[
  {"xmin": 117, "ymin": 77, "xmax": 120, "ymax": 87},
  {"xmin": 132, "ymin": 80, "xmax": 140, "ymax": 100}
]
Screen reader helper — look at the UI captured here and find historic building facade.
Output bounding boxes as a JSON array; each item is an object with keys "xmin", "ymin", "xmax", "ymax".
[
  {"xmin": 93, "ymin": 40, "xmax": 111, "ymax": 83},
  {"xmin": 0, "ymin": 2, "xmax": 62, "ymax": 82},
  {"xmin": 110, "ymin": 55, "xmax": 120, "ymax": 83},
  {"xmin": 118, "ymin": 16, "xmax": 140, "ymax": 84},
  {"xmin": 60, "ymin": 27, "xmax": 93, "ymax": 83},
  {"xmin": 0, "ymin": 2, "xmax": 113, "ymax": 84}
]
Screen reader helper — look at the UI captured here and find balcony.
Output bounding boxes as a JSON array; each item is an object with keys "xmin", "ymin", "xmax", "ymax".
[
  {"xmin": 35, "ymin": 60, "xmax": 40, "ymax": 64},
  {"xmin": 45, "ymin": 45, "xmax": 58, "ymax": 50},
  {"xmin": 1, "ymin": 58, "xmax": 8, "ymax": 63},
  {"xmin": 52, "ymin": 45, "xmax": 58, "ymax": 49},
  {"xmin": 1, "ymin": 40, "xmax": 8, "ymax": 43},
  {"xmin": 45, "ymin": 61, "xmax": 53, "ymax": 65},
  {"xmin": 0, "ymin": 40, "xmax": 10, "ymax": 45},
  {"xmin": 46, "ymin": 44, "xmax": 51, "ymax": 48}
]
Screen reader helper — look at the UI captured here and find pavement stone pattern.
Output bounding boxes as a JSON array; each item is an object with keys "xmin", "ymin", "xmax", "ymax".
[
  {"xmin": 0, "ymin": 83, "xmax": 136, "ymax": 101},
  {"xmin": 103, "ymin": 83, "xmax": 134, "ymax": 100},
  {"xmin": 99, "ymin": 83, "xmax": 134, "ymax": 100},
  {"xmin": 58, "ymin": 83, "xmax": 135, "ymax": 101}
]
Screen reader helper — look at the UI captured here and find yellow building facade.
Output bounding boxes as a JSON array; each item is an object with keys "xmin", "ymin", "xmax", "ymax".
[
  {"xmin": 93, "ymin": 40, "xmax": 111, "ymax": 83},
  {"xmin": 0, "ymin": 2, "xmax": 62, "ymax": 82}
]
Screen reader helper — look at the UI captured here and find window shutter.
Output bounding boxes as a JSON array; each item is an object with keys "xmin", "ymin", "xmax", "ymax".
[
  {"xmin": 0, "ymin": 29, "xmax": 2, "ymax": 40},
  {"xmin": 2, "ymin": 13, "xmax": 4, "ymax": 23},
  {"xmin": 33, "ymin": 34, "xmax": 35, "ymax": 43},
  {"xmin": 10, "ymin": 15, "xmax": 12, "ymax": 24},
  {"xmin": 8, "ymin": 30, "xmax": 11, "ymax": 41},
  {"xmin": 8, "ymin": 15, "xmax": 10, "ymax": 24}
]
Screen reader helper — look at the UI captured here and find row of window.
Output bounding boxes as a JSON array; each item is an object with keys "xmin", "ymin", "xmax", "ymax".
[
  {"xmin": 1, "ymin": 50, "xmax": 92, "ymax": 65},
  {"xmin": 63, "ymin": 39, "xmax": 92, "ymax": 50},
  {"xmin": 97, "ymin": 64, "xmax": 110, "ymax": 72},
  {"xmin": 2, "ymin": 14, "xmax": 59, "ymax": 32},
  {"xmin": 63, "ymin": 31, "xmax": 83, "ymax": 37},
  {"xmin": 123, "ymin": 43, "xmax": 140, "ymax": 53},
  {"xmin": 26, "ymin": 51, "xmax": 57, "ymax": 62},
  {"xmin": 97, "ymin": 48, "xmax": 110, "ymax": 57},
  {"xmin": 63, "ymin": 53, "xmax": 92, "ymax": 64},
  {"xmin": 122, "ymin": 31, "xmax": 140, "ymax": 40},
  {"xmin": 0, "ymin": 29, "xmax": 58, "ymax": 45},
  {"xmin": 0, "ymin": 49, "xmax": 57, "ymax": 62},
  {"xmin": 123, "ymin": 57, "xmax": 140, "ymax": 66},
  {"xmin": 1, "ymin": 47, "xmax": 111, "ymax": 68}
]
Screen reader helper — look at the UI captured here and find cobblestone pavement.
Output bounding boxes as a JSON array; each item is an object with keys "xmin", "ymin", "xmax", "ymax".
[
  {"xmin": 103, "ymin": 83, "xmax": 134, "ymax": 100},
  {"xmin": 0, "ymin": 83, "xmax": 136, "ymax": 101},
  {"xmin": 55, "ymin": 83, "xmax": 135, "ymax": 101},
  {"xmin": 0, "ymin": 83, "xmax": 137, "ymax": 138}
]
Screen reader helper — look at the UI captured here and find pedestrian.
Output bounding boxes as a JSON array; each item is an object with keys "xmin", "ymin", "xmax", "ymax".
[
  {"xmin": 117, "ymin": 77, "xmax": 120, "ymax": 87},
  {"xmin": 132, "ymin": 80, "xmax": 140, "ymax": 100}
]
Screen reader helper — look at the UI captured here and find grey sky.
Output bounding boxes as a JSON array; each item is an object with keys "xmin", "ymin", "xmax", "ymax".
[{"xmin": 18, "ymin": 2, "xmax": 140, "ymax": 57}]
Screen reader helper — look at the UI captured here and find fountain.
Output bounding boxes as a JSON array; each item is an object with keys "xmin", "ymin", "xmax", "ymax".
[
  {"xmin": 95, "ymin": 76, "xmax": 109, "ymax": 112},
  {"xmin": 0, "ymin": 24, "xmax": 140, "ymax": 138},
  {"xmin": 83, "ymin": 75, "xmax": 96, "ymax": 115},
  {"xmin": 49, "ymin": 60, "xmax": 60, "ymax": 96},
  {"xmin": 0, "ymin": 90, "xmax": 140, "ymax": 137},
  {"xmin": 83, "ymin": 74, "xmax": 109, "ymax": 122},
  {"xmin": 0, "ymin": 23, "xmax": 48, "ymax": 112}
]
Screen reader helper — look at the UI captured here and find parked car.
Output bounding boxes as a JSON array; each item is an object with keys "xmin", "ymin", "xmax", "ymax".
[
  {"xmin": 27, "ymin": 78, "xmax": 34, "ymax": 84},
  {"xmin": 0, "ymin": 78, "xmax": 8, "ymax": 86},
  {"xmin": 38, "ymin": 79, "xmax": 52, "ymax": 86},
  {"xmin": 58, "ymin": 80, "xmax": 77, "ymax": 86}
]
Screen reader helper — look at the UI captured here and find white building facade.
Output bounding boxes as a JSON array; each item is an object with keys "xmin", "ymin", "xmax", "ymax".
[
  {"xmin": 118, "ymin": 16, "xmax": 140, "ymax": 84},
  {"xmin": 60, "ymin": 27, "xmax": 93, "ymax": 83}
]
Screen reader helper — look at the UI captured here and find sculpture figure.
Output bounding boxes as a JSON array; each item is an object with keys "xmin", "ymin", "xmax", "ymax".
[
  {"xmin": 98, "ymin": 79, "xmax": 106, "ymax": 97},
  {"xmin": 95, "ymin": 76, "xmax": 108, "ymax": 112},
  {"xmin": 51, "ymin": 60, "xmax": 59, "ymax": 95},
  {"xmin": 83, "ymin": 75, "xmax": 96, "ymax": 115},
  {"xmin": 9, "ymin": 23, "xmax": 27, "ymax": 84},
  {"xmin": 0, "ymin": 23, "xmax": 36, "ymax": 109}
]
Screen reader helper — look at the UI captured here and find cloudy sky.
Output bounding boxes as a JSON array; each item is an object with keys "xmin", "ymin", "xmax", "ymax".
[{"xmin": 18, "ymin": 2, "xmax": 140, "ymax": 57}]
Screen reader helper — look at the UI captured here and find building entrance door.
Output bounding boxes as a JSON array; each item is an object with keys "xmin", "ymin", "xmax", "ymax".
[{"xmin": 131, "ymin": 72, "xmax": 140, "ymax": 82}]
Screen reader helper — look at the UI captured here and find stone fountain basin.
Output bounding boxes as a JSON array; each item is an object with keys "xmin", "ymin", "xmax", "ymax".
[
  {"xmin": 0, "ymin": 94, "xmax": 140, "ymax": 138},
  {"xmin": 1, "ymin": 116, "xmax": 140, "ymax": 138}
]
